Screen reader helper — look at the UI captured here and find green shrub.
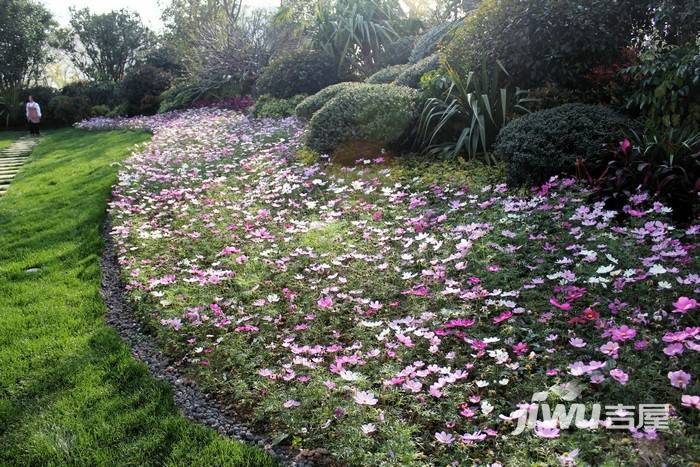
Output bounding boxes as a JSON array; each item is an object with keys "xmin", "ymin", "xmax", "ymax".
[
  {"xmin": 254, "ymin": 94, "xmax": 307, "ymax": 118},
  {"xmin": 409, "ymin": 23, "xmax": 454, "ymax": 64},
  {"xmin": 294, "ymin": 82, "xmax": 359, "ymax": 121},
  {"xmin": 91, "ymin": 104, "xmax": 110, "ymax": 117},
  {"xmin": 107, "ymin": 103, "xmax": 128, "ymax": 117},
  {"xmin": 19, "ymin": 86, "xmax": 58, "ymax": 111},
  {"xmin": 393, "ymin": 54, "xmax": 439, "ymax": 88},
  {"xmin": 61, "ymin": 81, "xmax": 118, "ymax": 107},
  {"xmin": 494, "ymin": 104, "xmax": 633, "ymax": 187},
  {"xmin": 443, "ymin": 0, "xmax": 647, "ymax": 89},
  {"xmin": 256, "ymin": 49, "xmax": 340, "ymax": 99},
  {"xmin": 305, "ymin": 83, "xmax": 419, "ymax": 153},
  {"xmin": 48, "ymin": 95, "xmax": 91, "ymax": 124},
  {"xmin": 120, "ymin": 64, "xmax": 173, "ymax": 116},
  {"xmin": 365, "ymin": 64, "xmax": 409, "ymax": 84},
  {"xmin": 158, "ymin": 82, "xmax": 199, "ymax": 113},
  {"xmin": 622, "ymin": 44, "xmax": 700, "ymax": 132},
  {"xmin": 376, "ymin": 36, "xmax": 415, "ymax": 68}
]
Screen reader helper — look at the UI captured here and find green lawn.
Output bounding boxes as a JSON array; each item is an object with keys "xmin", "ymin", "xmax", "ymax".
[
  {"xmin": 0, "ymin": 128, "xmax": 275, "ymax": 466},
  {"xmin": 0, "ymin": 131, "xmax": 25, "ymax": 150}
]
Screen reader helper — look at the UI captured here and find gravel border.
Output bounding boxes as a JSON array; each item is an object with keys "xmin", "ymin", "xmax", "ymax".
[{"xmin": 100, "ymin": 216, "xmax": 331, "ymax": 467}]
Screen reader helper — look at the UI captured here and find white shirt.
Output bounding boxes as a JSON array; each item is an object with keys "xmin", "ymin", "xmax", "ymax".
[{"xmin": 26, "ymin": 101, "xmax": 42, "ymax": 119}]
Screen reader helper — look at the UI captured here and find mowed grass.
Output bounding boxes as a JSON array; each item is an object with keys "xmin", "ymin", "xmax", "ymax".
[
  {"xmin": 0, "ymin": 130, "xmax": 25, "ymax": 150},
  {"xmin": 0, "ymin": 129, "xmax": 275, "ymax": 466}
]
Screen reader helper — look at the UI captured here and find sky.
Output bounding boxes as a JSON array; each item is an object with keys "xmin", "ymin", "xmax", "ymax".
[{"xmin": 39, "ymin": 0, "xmax": 279, "ymax": 31}]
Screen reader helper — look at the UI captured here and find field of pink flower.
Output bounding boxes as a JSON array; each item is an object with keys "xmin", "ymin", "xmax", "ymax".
[{"xmin": 79, "ymin": 109, "xmax": 699, "ymax": 465}]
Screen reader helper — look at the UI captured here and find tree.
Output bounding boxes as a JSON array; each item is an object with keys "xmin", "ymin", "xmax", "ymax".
[
  {"xmin": 0, "ymin": 0, "xmax": 55, "ymax": 126},
  {"xmin": 57, "ymin": 8, "xmax": 152, "ymax": 82},
  {"xmin": 310, "ymin": 0, "xmax": 405, "ymax": 75}
]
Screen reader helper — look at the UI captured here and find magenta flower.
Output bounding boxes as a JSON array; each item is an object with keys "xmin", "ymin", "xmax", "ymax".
[
  {"xmin": 317, "ymin": 296, "xmax": 333, "ymax": 309},
  {"xmin": 663, "ymin": 343, "xmax": 684, "ymax": 356},
  {"xmin": 610, "ymin": 325, "xmax": 636, "ymax": 342},
  {"xmin": 668, "ymin": 370, "xmax": 691, "ymax": 389},
  {"xmin": 549, "ymin": 297, "xmax": 571, "ymax": 311},
  {"xmin": 673, "ymin": 296, "xmax": 697, "ymax": 313},
  {"xmin": 619, "ymin": 138, "xmax": 631, "ymax": 155}
]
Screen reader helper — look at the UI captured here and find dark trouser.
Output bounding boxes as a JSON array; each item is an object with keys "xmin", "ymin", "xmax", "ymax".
[{"xmin": 28, "ymin": 121, "xmax": 40, "ymax": 135}]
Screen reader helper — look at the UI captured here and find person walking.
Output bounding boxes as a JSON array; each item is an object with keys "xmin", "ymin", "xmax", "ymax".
[{"xmin": 26, "ymin": 95, "xmax": 42, "ymax": 136}]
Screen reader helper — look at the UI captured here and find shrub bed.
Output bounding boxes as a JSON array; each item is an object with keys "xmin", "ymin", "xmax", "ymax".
[
  {"xmin": 254, "ymin": 94, "xmax": 307, "ymax": 118},
  {"xmin": 257, "ymin": 49, "xmax": 340, "ymax": 99},
  {"xmin": 493, "ymin": 104, "xmax": 633, "ymax": 187},
  {"xmin": 365, "ymin": 65, "xmax": 409, "ymax": 84},
  {"xmin": 305, "ymin": 83, "xmax": 418, "ymax": 153},
  {"xmin": 393, "ymin": 54, "xmax": 439, "ymax": 88},
  {"xmin": 294, "ymin": 82, "xmax": 359, "ymax": 121}
]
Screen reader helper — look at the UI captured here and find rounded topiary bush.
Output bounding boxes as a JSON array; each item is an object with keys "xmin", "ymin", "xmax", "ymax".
[
  {"xmin": 295, "ymin": 82, "xmax": 359, "ymax": 121},
  {"xmin": 256, "ymin": 49, "xmax": 339, "ymax": 99},
  {"xmin": 494, "ymin": 104, "xmax": 633, "ymax": 187},
  {"xmin": 366, "ymin": 64, "xmax": 409, "ymax": 84},
  {"xmin": 393, "ymin": 54, "xmax": 439, "ymax": 88},
  {"xmin": 305, "ymin": 83, "xmax": 419, "ymax": 153}
]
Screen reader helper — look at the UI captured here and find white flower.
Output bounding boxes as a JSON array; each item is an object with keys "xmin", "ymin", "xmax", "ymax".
[
  {"xmin": 361, "ymin": 423, "xmax": 376, "ymax": 435},
  {"xmin": 340, "ymin": 370, "xmax": 362, "ymax": 381},
  {"xmin": 353, "ymin": 390, "xmax": 378, "ymax": 405},
  {"xmin": 648, "ymin": 264, "xmax": 667, "ymax": 275},
  {"xmin": 481, "ymin": 399, "xmax": 494, "ymax": 415}
]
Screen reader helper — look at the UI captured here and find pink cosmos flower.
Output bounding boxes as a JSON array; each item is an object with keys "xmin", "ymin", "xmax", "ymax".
[
  {"xmin": 610, "ymin": 325, "xmax": 636, "ymax": 342},
  {"xmin": 619, "ymin": 138, "xmax": 631, "ymax": 155},
  {"xmin": 353, "ymin": 390, "xmax": 378, "ymax": 405},
  {"xmin": 317, "ymin": 296, "xmax": 333, "ymax": 309},
  {"xmin": 673, "ymin": 296, "xmax": 697, "ymax": 313},
  {"xmin": 283, "ymin": 399, "xmax": 300, "ymax": 408},
  {"xmin": 681, "ymin": 395, "xmax": 700, "ymax": 410},
  {"xmin": 569, "ymin": 337, "xmax": 586, "ymax": 348},
  {"xmin": 512, "ymin": 342, "xmax": 528, "ymax": 355},
  {"xmin": 461, "ymin": 431, "xmax": 487, "ymax": 443},
  {"xmin": 668, "ymin": 370, "xmax": 691, "ymax": 389},
  {"xmin": 609, "ymin": 368, "xmax": 629, "ymax": 385},
  {"xmin": 534, "ymin": 419, "xmax": 560, "ymax": 438},
  {"xmin": 600, "ymin": 341, "xmax": 620, "ymax": 358},
  {"xmin": 549, "ymin": 297, "xmax": 571, "ymax": 311},
  {"xmin": 663, "ymin": 343, "xmax": 684, "ymax": 356},
  {"xmin": 434, "ymin": 431, "xmax": 454, "ymax": 444},
  {"xmin": 493, "ymin": 310, "xmax": 513, "ymax": 324}
]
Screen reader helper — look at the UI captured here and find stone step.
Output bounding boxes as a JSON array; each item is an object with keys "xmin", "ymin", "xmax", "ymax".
[
  {"xmin": 0, "ymin": 158, "xmax": 28, "ymax": 163},
  {"xmin": 0, "ymin": 163, "xmax": 23, "ymax": 169}
]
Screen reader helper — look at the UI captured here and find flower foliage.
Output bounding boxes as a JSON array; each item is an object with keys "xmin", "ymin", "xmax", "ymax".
[{"xmin": 79, "ymin": 109, "xmax": 699, "ymax": 465}]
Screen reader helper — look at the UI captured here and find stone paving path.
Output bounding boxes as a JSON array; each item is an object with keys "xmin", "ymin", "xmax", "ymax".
[{"xmin": 0, "ymin": 137, "xmax": 38, "ymax": 196}]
